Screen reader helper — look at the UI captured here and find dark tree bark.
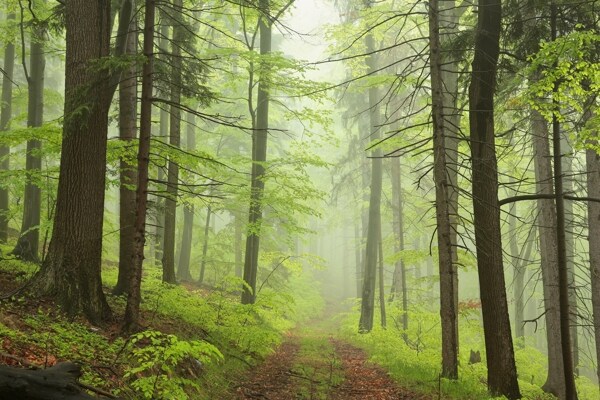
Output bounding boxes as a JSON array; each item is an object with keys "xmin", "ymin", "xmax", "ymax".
[
  {"xmin": 241, "ymin": 0, "xmax": 272, "ymax": 304},
  {"xmin": 358, "ymin": 3, "xmax": 382, "ymax": 332},
  {"xmin": 13, "ymin": 23, "xmax": 45, "ymax": 263},
  {"xmin": 468, "ymin": 1, "xmax": 520, "ymax": 398},
  {"xmin": 429, "ymin": 0, "xmax": 458, "ymax": 379},
  {"xmin": 550, "ymin": 5, "xmax": 577, "ymax": 398},
  {"xmin": 161, "ymin": 0, "xmax": 184, "ymax": 284},
  {"xmin": 177, "ymin": 112, "xmax": 196, "ymax": 282},
  {"xmin": 123, "ymin": 0, "xmax": 155, "ymax": 332},
  {"xmin": 0, "ymin": 13, "xmax": 15, "ymax": 243},
  {"xmin": 377, "ymin": 224, "xmax": 385, "ymax": 328},
  {"xmin": 154, "ymin": 19, "xmax": 169, "ymax": 266},
  {"xmin": 113, "ymin": 1, "xmax": 138, "ymax": 295},
  {"xmin": 34, "ymin": 0, "xmax": 112, "ymax": 323}
]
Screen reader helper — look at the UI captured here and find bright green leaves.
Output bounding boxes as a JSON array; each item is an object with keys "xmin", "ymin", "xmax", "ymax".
[
  {"xmin": 526, "ymin": 29, "xmax": 600, "ymax": 124},
  {"xmin": 124, "ymin": 330, "xmax": 223, "ymax": 399}
]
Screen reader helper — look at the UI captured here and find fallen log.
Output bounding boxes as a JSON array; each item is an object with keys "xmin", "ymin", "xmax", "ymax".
[{"xmin": 0, "ymin": 362, "xmax": 102, "ymax": 399}]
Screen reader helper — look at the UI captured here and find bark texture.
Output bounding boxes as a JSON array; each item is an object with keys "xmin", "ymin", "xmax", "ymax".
[
  {"xmin": 36, "ymin": 0, "xmax": 112, "ymax": 323},
  {"xmin": 429, "ymin": 0, "xmax": 458, "ymax": 379},
  {"xmin": 13, "ymin": 21, "xmax": 46, "ymax": 262},
  {"xmin": 0, "ymin": 13, "xmax": 15, "ymax": 243},
  {"xmin": 532, "ymin": 109, "xmax": 565, "ymax": 397},
  {"xmin": 177, "ymin": 113, "xmax": 196, "ymax": 282},
  {"xmin": 468, "ymin": 1, "xmax": 520, "ymax": 398},
  {"xmin": 114, "ymin": 2, "xmax": 138, "ymax": 295},
  {"xmin": 358, "ymin": 6, "xmax": 382, "ymax": 332},
  {"xmin": 241, "ymin": 0, "xmax": 271, "ymax": 304},
  {"xmin": 124, "ymin": 0, "xmax": 155, "ymax": 332}
]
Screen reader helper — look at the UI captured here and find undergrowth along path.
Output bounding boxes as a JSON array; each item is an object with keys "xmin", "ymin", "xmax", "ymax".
[{"xmin": 234, "ymin": 318, "xmax": 430, "ymax": 400}]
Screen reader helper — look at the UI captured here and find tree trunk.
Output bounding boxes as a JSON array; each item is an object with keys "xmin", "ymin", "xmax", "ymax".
[
  {"xmin": 199, "ymin": 206, "xmax": 212, "ymax": 284},
  {"xmin": 161, "ymin": 0, "xmax": 183, "ymax": 284},
  {"xmin": 586, "ymin": 145, "xmax": 600, "ymax": 387},
  {"xmin": 550, "ymin": 5, "xmax": 577, "ymax": 398},
  {"xmin": 113, "ymin": 2, "xmax": 138, "ymax": 295},
  {"xmin": 358, "ymin": 5, "xmax": 382, "ymax": 332},
  {"xmin": 469, "ymin": 1, "xmax": 520, "ymax": 398},
  {"xmin": 154, "ymin": 20, "xmax": 170, "ymax": 267},
  {"xmin": 429, "ymin": 0, "xmax": 458, "ymax": 379},
  {"xmin": 13, "ymin": 23, "xmax": 45, "ymax": 262},
  {"xmin": 531, "ymin": 102, "xmax": 566, "ymax": 399},
  {"xmin": 390, "ymin": 156, "xmax": 405, "ymax": 304},
  {"xmin": 377, "ymin": 224, "xmax": 385, "ymax": 328},
  {"xmin": 0, "ymin": 13, "xmax": 15, "ymax": 243},
  {"xmin": 177, "ymin": 112, "xmax": 196, "ymax": 282},
  {"xmin": 234, "ymin": 211, "xmax": 243, "ymax": 277},
  {"xmin": 35, "ymin": 0, "xmax": 112, "ymax": 323},
  {"xmin": 241, "ymin": 0, "xmax": 271, "ymax": 304},
  {"xmin": 123, "ymin": 0, "xmax": 155, "ymax": 332},
  {"xmin": 561, "ymin": 136, "xmax": 578, "ymax": 375},
  {"xmin": 510, "ymin": 204, "xmax": 534, "ymax": 342}
]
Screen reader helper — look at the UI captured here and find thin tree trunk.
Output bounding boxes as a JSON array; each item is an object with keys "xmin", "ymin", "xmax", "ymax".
[
  {"xmin": 13, "ymin": 23, "xmax": 45, "ymax": 262},
  {"xmin": 531, "ymin": 100, "xmax": 566, "ymax": 398},
  {"xmin": 154, "ymin": 19, "xmax": 169, "ymax": 266},
  {"xmin": 469, "ymin": 1, "xmax": 520, "ymax": 398},
  {"xmin": 390, "ymin": 157, "xmax": 405, "ymax": 304},
  {"xmin": 161, "ymin": 0, "xmax": 183, "ymax": 284},
  {"xmin": 586, "ymin": 144, "xmax": 600, "ymax": 388},
  {"xmin": 177, "ymin": 112, "xmax": 196, "ymax": 282},
  {"xmin": 241, "ymin": 0, "xmax": 271, "ymax": 304},
  {"xmin": 234, "ymin": 211, "xmax": 243, "ymax": 277},
  {"xmin": 429, "ymin": 0, "xmax": 458, "ymax": 379},
  {"xmin": 0, "ymin": 12, "xmax": 15, "ymax": 243},
  {"xmin": 199, "ymin": 206, "xmax": 212, "ymax": 284},
  {"xmin": 377, "ymin": 224, "xmax": 385, "ymax": 328},
  {"xmin": 35, "ymin": 0, "xmax": 112, "ymax": 323},
  {"xmin": 113, "ymin": 2, "xmax": 138, "ymax": 295},
  {"xmin": 561, "ymin": 136, "xmax": 578, "ymax": 375},
  {"xmin": 358, "ymin": 3, "xmax": 382, "ymax": 332},
  {"xmin": 123, "ymin": 0, "xmax": 155, "ymax": 332},
  {"xmin": 550, "ymin": 5, "xmax": 577, "ymax": 398}
]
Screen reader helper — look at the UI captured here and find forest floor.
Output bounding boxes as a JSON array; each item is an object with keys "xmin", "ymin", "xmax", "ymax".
[{"xmin": 233, "ymin": 313, "xmax": 431, "ymax": 400}]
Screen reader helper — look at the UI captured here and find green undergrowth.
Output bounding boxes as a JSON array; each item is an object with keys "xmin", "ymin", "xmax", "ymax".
[
  {"xmin": 338, "ymin": 303, "xmax": 599, "ymax": 400},
  {"xmin": 0, "ymin": 256, "xmax": 325, "ymax": 399}
]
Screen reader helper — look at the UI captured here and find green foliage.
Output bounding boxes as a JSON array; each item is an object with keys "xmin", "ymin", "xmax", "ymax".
[{"xmin": 123, "ymin": 330, "xmax": 222, "ymax": 400}]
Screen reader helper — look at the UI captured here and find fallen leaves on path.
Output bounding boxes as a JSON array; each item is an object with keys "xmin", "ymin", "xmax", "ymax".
[{"xmin": 329, "ymin": 338, "xmax": 431, "ymax": 400}]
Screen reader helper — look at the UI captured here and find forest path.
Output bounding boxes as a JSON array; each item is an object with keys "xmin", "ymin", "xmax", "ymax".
[{"xmin": 234, "ymin": 313, "xmax": 430, "ymax": 400}]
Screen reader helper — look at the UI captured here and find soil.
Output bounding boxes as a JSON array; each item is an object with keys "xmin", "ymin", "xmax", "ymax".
[{"xmin": 234, "ymin": 330, "xmax": 430, "ymax": 400}]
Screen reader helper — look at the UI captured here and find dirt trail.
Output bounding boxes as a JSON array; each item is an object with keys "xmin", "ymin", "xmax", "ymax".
[{"xmin": 234, "ymin": 325, "xmax": 429, "ymax": 400}]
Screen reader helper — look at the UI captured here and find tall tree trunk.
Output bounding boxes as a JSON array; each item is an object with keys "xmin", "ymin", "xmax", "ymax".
[
  {"xmin": 241, "ymin": 0, "xmax": 271, "ymax": 304},
  {"xmin": 377, "ymin": 224, "xmax": 385, "ymax": 328},
  {"xmin": 234, "ymin": 211, "xmax": 243, "ymax": 277},
  {"xmin": 390, "ymin": 156, "xmax": 407, "ymax": 332},
  {"xmin": 550, "ymin": 5, "xmax": 577, "ymax": 398},
  {"xmin": 469, "ymin": 1, "xmax": 520, "ymax": 398},
  {"xmin": 429, "ymin": 0, "xmax": 458, "ymax": 379},
  {"xmin": 561, "ymin": 136, "xmax": 578, "ymax": 375},
  {"xmin": 114, "ymin": 2, "xmax": 138, "ymax": 295},
  {"xmin": 177, "ymin": 112, "xmax": 196, "ymax": 282},
  {"xmin": 13, "ymin": 24, "xmax": 45, "ymax": 262},
  {"xmin": 199, "ymin": 206, "xmax": 212, "ymax": 284},
  {"xmin": 0, "ymin": 12, "xmax": 15, "ymax": 243},
  {"xmin": 161, "ymin": 0, "xmax": 183, "ymax": 284},
  {"xmin": 586, "ymin": 144, "xmax": 600, "ymax": 388},
  {"xmin": 532, "ymin": 102, "xmax": 566, "ymax": 398},
  {"xmin": 358, "ymin": 2, "xmax": 382, "ymax": 332},
  {"xmin": 35, "ymin": 0, "xmax": 112, "ymax": 323},
  {"xmin": 123, "ymin": 0, "xmax": 155, "ymax": 332},
  {"xmin": 154, "ymin": 20, "xmax": 169, "ymax": 266}
]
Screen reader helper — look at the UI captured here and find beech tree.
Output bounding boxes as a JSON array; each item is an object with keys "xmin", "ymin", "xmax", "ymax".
[{"xmin": 34, "ymin": 0, "xmax": 113, "ymax": 322}]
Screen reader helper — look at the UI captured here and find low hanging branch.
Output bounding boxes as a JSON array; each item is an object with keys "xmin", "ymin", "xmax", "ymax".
[{"xmin": 498, "ymin": 193, "xmax": 600, "ymax": 207}]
